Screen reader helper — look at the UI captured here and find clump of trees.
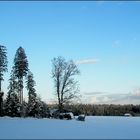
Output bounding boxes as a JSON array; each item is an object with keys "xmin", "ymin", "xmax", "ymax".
[
  {"xmin": 0, "ymin": 45, "xmax": 49, "ymax": 118},
  {"xmin": 0, "ymin": 45, "xmax": 80, "ymax": 118},
  {"xmin": 1, "ymin": 44, "xmax": 140, "ymax": 119}
]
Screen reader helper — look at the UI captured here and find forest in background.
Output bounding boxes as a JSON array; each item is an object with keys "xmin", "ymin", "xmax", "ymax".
[{"xmin": 58, "ymin": 104, "xmax": 140, "ymax": 116}]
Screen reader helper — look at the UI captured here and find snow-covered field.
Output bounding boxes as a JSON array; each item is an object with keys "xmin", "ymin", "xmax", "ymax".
[{"xmin": 0, "ymin": 116, "xmax": 140, "ymax": 139}]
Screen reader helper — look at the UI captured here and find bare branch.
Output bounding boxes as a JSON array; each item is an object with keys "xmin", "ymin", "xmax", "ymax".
[{"xmin": 51, "ymin": 56, "xmax": 80, "ymax": 112}]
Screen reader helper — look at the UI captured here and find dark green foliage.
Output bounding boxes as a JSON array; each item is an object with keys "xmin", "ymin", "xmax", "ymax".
[
  {"xmin": 22, "ymin": 101, "xmax": 28, "ymax": 117},
  {"xmin": 41, "ymin": 101, "xmax": 50, "ymax": 118},
  {"xmin": 26, "ymin": 71, "xmax": 37, "ymax": 117},
  {"xmin": 0, "ymin": 92, "xmax": 4, "ymax": 116},
  {"xmin": 4, "ymin": 92, "xmax": 21, "ymax": 117},
  {"xmin": 0, "ymin": 46, "xmax": 51, "ymax": 118},
  {"xmin": 34, "ymin": 98, "xmax": 44, "ymax": 118},
  {"xmin": 14, "ymin": 47, "xmax": 28, "ymax": 79},
  {"xmin": 26, "ymin": 71, "xmax": 50, "ymax": 118},
  {"xmin": 4, "ymin": 71, "xmax": 21, "ymax": 117},
  {"xmin": 61, "ymin": 104, "xmax": 140, "ymax": 116},
  {"xmin": 33, "ymin": 98, "xmax": 50, "ymax": 118},
  {"xmin": 26, "ymin": 71, "xmax": 36, "ymax": 97},
  {"xmin": 13, "ymin": 47, "xmax": 28, "ymax": 105},
  {"xmin": 0, "ymin": 45, "xmax": 8, "ymax": 92}
]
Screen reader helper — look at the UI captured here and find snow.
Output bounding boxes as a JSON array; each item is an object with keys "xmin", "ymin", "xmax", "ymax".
[
  {"xmin": 60, "ymin": 112, "xmax": 74, "ymax": 119},
  {"xmin": 0, "ymin": 116, "xmax": 140, "ymax": 139}
]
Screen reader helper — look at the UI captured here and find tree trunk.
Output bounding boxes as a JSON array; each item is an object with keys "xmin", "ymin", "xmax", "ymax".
[
  {"xmin": 0, "ymin": 79, "xmax": 1, "ymax": 92},
  {"xmin": 21, "ymin": 88, "xmax": 23, "ymax": 105},
  {"xmin": 59, "ymin": 103, "xmax": 63, "ymax": 113},
  {"xmin": 0, "ymin": 71, "xmax": 2, "ymax": 92},
  {"xmin": 19, "ymin": 77, "xmax": 24, "ymax": 117},
  {"xmin": 0, "ymin": 92, "xmax": 4, "ymax": 116},
  {"xmin": 19, "ymin": 77, "xmax": 23, "ymax": 105}
]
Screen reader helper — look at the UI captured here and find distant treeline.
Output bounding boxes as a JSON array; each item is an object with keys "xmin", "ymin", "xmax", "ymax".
[
  {"xmin": 1, "ymin": 101, "xmax": 140, "ymax": 117},
  {"xmin": 49, "ymin": 104, "xmax": 140, "ymax": 116}
]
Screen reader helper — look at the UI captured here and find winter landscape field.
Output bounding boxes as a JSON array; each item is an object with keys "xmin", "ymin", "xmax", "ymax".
[
  {"xmin": 0, "ymin": 116, "xmax": 140, "ymax": 139},
  {"xmin": 1, "ymin": 2, "xmax": 140, "ymax": 140}
]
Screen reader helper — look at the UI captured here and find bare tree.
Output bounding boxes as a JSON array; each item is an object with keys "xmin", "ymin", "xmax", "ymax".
[{"xmin": 52, "ymin": 56, "xmax": 80, "ymax": 112}]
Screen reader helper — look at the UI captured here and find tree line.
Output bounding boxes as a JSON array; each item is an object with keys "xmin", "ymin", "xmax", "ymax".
[
  {"xmin": 49, "ymin": 103, "xmax": 140, "ymax": 116},
  {"xmin": 1, "ymin": 45, "xmax": 140, "ymax": 118}
]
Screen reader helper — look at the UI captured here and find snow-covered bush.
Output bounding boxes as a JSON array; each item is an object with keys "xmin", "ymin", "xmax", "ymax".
[
  {"xmin": 59, "ymin": 112, "xmax": 74, "ymax": 120},
  {"xmin": 77, "ymin": 114, "xmax": 85, "ymax": 121}
]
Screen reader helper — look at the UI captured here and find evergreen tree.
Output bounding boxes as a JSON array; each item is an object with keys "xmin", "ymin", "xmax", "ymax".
[
  {"xmin": 22, "ymin": 100, "xmax": 28, "ymax": 117},
  {"xmin": 41, "ymin": 101, "xmax": 50, "ymax": 118},
  {"xmin": 4, "ymin": 92, "xmax": 21, "ymax": 117},
  {"xmin": 34, "ymin": 98, "xmax": 42, "ymax": 118},
  {"xmin": 26, "ymin": 71, "xmax": 37, "ymax": 117},
  {"xmin": 13, "ymin": 47, "xmax": 28, "ymax": 116},
  {"xmin": 0, "ymin": 45, "xmax": 8, "ymax": 116},
  {"xmin": 26, "ymin": 71, "xmax": 49, "ymax": 118},
  {"xmin": 0, "ymin": 91, "xmax": 4, "ymax": 116},
  {"xmin": 34, "ymin": 97, "xmax": 45, "ymax": 118},
  {"xmin": 0, "ymin": 45, "xmax": 8, "ymax": 92},
  {"xmin": 4, "ymin": 71, "xmax": 20, "ymax": 117}
]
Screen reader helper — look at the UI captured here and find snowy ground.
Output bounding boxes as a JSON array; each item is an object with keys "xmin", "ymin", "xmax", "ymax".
[{"xmin": 0, "ymin": 116, "xmax": 140, "ymax": 139}]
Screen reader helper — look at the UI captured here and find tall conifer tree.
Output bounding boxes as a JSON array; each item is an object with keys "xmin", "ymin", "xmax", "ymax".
[
  {"xmin": 0, "ymin": 45, "xmax": 8, "ymax": 116},
  {"xmin": 13, "ymin": 47, "xmax": 28, "ymax": 105}
]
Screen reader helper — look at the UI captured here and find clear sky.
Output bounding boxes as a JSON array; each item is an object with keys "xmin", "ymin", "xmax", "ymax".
[{"xmin": 0, "ymin": 1, "xmax": 140, "ymax": 104}]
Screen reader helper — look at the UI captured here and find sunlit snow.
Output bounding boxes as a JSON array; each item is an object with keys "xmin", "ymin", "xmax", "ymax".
[{"xmin": 0, "ymin": 116, "xmax": 140, "ymax": 139}]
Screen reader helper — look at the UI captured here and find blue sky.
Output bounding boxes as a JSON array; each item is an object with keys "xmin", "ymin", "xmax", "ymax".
[{"xmin": 0, "ymin": 1, "xmax": 140, "ymax": 104}]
